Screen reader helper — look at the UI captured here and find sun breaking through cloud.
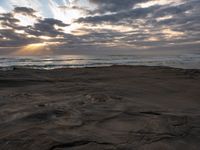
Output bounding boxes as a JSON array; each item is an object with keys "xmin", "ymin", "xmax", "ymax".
[{"xmin": 0, "ymin": 0, "xmax": 199, "ymax": 55}]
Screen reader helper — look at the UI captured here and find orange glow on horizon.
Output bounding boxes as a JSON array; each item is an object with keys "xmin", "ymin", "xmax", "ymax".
[{"xmin": 14, "ymin": 43, "xmax": 49, "ymax": 55}]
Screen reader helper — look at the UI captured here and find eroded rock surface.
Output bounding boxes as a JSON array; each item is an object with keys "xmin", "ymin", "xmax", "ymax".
[{"xmin": 0, "ymin": 66, "xmax": 200, "ymax": 150}]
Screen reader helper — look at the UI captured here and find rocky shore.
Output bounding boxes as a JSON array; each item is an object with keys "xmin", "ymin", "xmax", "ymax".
[{"xmin": 0, "ymin": 65, "xmax": 200, "ymax": 150}]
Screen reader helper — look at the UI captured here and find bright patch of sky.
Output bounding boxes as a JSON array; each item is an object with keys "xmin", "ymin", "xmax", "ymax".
[{"xmin": 2, "ymin": 0, "xmax": 90, "ymax": 19}]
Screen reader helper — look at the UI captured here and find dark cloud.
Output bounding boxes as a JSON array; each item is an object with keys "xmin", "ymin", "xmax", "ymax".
[
  {"xmin": 25, "ymin": 18, "xmax": 69, "ymax": 37},
  {"xmin": 0, "ymin": 13, "xmax": 27, "ymax": 30},
  {"xmin": 0, "ymin": 13, "xmax": 19, "ymax": 27},
  {"xmin": 74, "ymin": 0, "xmax": 200, "ymax": 52},
  {"xmin": 13, "ymin": 7, "xmax": 37, "ymax": 17},
  {"xmin": 0, "ymin": 13, "xmax": 19, "ymax": 23},
  {"xmin": 150, "ymin": 0, "xmax": 200, "ymax": 35},
  {"xmin": 0, "ymin": 29, "xmax": 39, "ymax": 47},
  {"xmin": 153, "ymin": 2, "xmax": 194, "ymax": 18},
  {"xmin": 77, "ymin": 0, "xmax": 198, "ymax": 25},
  {"xmin": 38, "ymin": 18, "xmax": 68, "ymax": 27},
  {"xmin": 0, "ymin": 12, "xmax": 70, "ymax": 50},
  {"xmin": 89, "ymin": 0, "xmax": 148, "ymax": 14},
  {"xmin": 77, "ymin": 5, "xmax": 159, "ymax": 24},
  {"xmin": 0, "ymin": 13, "xmax": 29, "ymax": 49},
  {"xmin": 59, "ymin": 5, "xmax": 91, "ymax": 14}
]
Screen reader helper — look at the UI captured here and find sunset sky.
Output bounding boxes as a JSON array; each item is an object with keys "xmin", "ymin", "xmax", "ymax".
[{"xmin": 0, "ymin": 0, "xmax": 199, "ymax": 55}]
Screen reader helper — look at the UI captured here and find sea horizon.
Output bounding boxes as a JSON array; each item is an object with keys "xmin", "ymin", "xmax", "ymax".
[{"xmin": 1, "ymin": 53, "xmax": 200, "ymax": 70}]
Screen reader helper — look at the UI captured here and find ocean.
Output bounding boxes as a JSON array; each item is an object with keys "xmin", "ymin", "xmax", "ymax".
[{"xmin": 0, "ymin": 54, "xmax": 200, "ymax": 70}]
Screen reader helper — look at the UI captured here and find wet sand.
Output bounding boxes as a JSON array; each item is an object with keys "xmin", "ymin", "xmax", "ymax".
[{"xmin": 0, "ymin": 65, "xmax": 200, "ymax": 150}]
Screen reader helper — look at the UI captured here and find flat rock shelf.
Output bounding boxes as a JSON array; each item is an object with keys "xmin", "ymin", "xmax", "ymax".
[{"xmin": 0, "ymin": 65, "xmax": 200, "ymax": 150}]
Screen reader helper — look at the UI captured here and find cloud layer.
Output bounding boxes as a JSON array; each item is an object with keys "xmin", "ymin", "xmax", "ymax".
[{"xmin": 0, "ymin": 0, "xmax": 199, "ymax": 55}]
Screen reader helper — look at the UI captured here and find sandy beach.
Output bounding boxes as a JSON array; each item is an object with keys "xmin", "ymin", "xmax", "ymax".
[{"xmin": 0, "ymin": 65, "xmax": 200, "ymax": 150}]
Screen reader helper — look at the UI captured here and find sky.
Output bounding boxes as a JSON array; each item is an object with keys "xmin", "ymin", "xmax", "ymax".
[{"xmin": 0, "ymin": 0, "xmax": 199, "ymax": 55}]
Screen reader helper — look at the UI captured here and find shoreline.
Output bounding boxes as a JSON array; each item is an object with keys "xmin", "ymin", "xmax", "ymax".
[{"xmin": 1, "ymin": 64, "xmax": 200, "ymax": 71}]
